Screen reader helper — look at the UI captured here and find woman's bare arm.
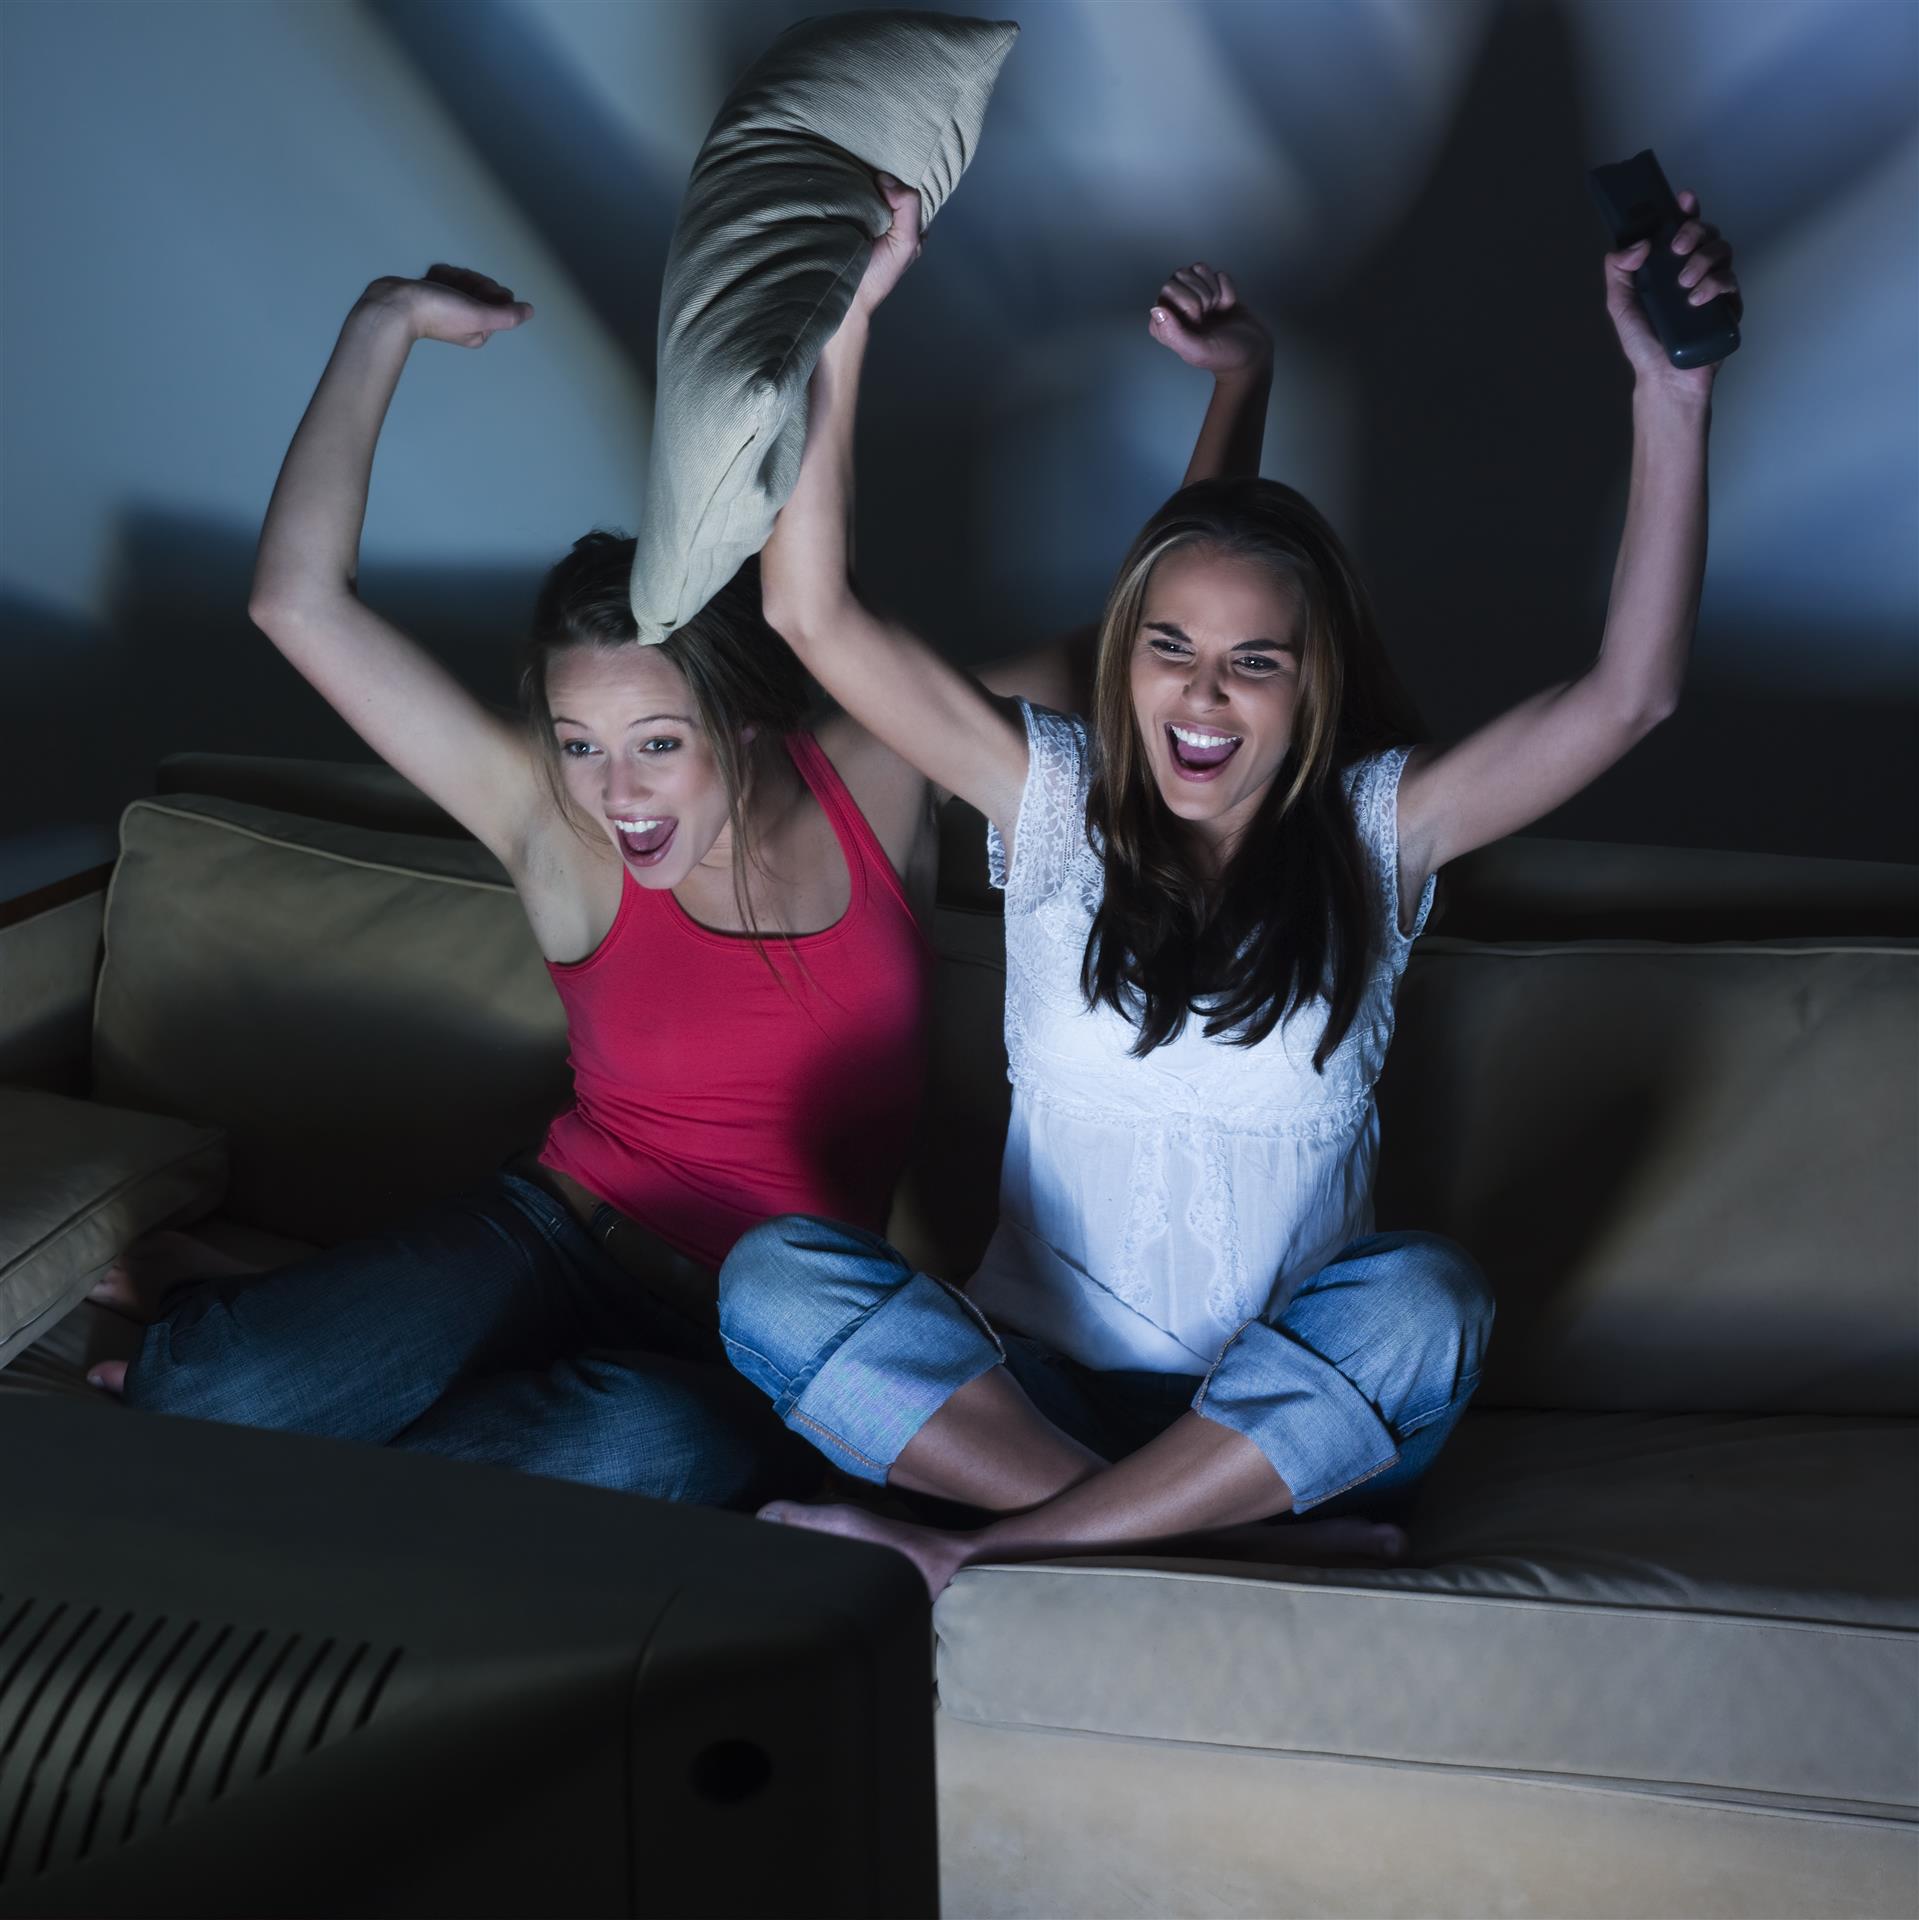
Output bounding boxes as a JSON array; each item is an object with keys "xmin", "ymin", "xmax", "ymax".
[
  {"xmin": 760, "ymin": 187, "xmax": 1029, "ymax": 843},
  {"xmin": 246, "ymin": 270, "xmax": 546, "ymax": 868},
  {"xmin": 979, "ymin": 262, "xmax": 1274, "ymax": 715},
  {"xmin": 1397, "ymin": 191, "xmax": 1741, "ymax": 888}
]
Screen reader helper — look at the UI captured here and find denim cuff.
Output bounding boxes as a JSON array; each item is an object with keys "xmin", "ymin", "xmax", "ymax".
[
  {"xmin": 781, "ymin": 1272, "xmax": 1004, "ymax": 1485},
  {"xmin": 1193, "ymin": 1319, "xmax": 1401, "ymax": 1512}
]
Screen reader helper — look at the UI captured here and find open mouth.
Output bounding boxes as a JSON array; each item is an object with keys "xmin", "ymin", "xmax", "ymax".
[
  {"xmin": 609, "ymin": 816, "xmax": 677, "ymax": 867},
  {"xmin": 1165, "ymin": 723, "xmax": 1243, "ymax": 782}
]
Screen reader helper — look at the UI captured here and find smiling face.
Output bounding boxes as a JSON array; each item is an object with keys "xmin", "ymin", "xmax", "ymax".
[
  {"xmin": 1127, "ymin": 543, "xmax": 1306, "ymax": 850},
  {"xmin": 543, "ymin": 644, "xmax": 741, "ymax": 888}
]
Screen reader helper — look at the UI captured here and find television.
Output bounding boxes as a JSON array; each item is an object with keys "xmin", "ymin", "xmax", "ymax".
[{"xmin": 0, "ymin": 1397, "xmax": 936, "ymax": 1917}]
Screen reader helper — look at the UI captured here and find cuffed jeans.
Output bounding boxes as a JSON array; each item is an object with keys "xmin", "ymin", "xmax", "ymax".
[
  {"xmin": 717, "ymin": 1217, "xmax": 1493, "ymax": 1518},
  {"xmin": 121, "ymin": 1171, "xmax": 817, "ymax": 1509}
]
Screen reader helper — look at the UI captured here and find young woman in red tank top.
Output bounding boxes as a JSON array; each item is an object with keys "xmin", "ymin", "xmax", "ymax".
[{"xmin": 85, "ymin": 258, "xmax": 1235, "ymax": 1506}]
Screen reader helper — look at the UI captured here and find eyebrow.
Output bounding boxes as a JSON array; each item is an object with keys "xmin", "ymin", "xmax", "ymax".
[
  {"xmin": 1144, "ymin": 620, "xmax": 1300, "ymax": 654},
  {"xmin": 549, "ymin": 712, "xmax": 695, "ymax": 729}
]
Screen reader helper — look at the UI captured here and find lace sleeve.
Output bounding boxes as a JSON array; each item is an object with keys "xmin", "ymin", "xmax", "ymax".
[
  {"xmin": 985, "ymin": 699, "xmax": 1093, "ymax": 914},
  {"xmin": 1343, "ymin": 745, "xmax": 1436, "ymax": 961}
]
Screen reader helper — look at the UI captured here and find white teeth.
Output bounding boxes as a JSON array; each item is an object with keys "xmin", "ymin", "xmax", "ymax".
[
  {"xmin": 1170, "ymin": 725, "xmax": 1240, "ymax": 748},
  {"xmin": 612, "ymin": 818, "xmax": 665, "ymax": 831}
]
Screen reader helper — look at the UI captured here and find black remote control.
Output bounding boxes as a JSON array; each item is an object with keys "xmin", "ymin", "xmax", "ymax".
[{"xmin": 1588, "ymin": 149, "xmax": 1739, "ymax": 369}]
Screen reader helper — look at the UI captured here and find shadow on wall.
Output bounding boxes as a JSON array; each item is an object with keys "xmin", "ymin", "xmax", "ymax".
[
  {"xmin": 16, "ymin": 0, "xmax": 1911, "ymax": 888},
  {"xmin": 0, "ymin": 510, "xmax": 549, "ymax": 882},
  {"xmin": 363, "ymin": 0, "xmax": 681, "ymax": 370}
]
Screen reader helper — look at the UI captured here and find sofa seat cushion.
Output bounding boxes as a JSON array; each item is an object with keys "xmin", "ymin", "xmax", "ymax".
[{"xmin": 934, "ymin": 1409, "xmax": 1919, "ymax": 1812}]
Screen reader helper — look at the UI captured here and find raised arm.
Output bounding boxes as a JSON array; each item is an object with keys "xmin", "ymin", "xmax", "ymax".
[
  {"xmin": 1397, "ymin": 190, "xmax": 1742, "ymax": 892},
  {"xmin": 760, "ymin": 182, "xmax": 1029, "ymax": 841},
  {"xmin": 979, "ymin": 261, "xmax": 1273, "ymax": 714},
  {"xmin": 246, "ymin": 268, "xmax": 545, "ymax": 867}
]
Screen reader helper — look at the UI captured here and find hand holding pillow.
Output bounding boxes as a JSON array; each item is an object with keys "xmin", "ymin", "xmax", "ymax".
[{"xmin": 630, "ymin": 10, "xmax": 1018, "ymax": 644}]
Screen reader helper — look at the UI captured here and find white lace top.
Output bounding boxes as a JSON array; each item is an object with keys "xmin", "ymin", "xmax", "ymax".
[{"xmin": 966, "ymin": 699, "xmax": 1436, "ymax": 1374}]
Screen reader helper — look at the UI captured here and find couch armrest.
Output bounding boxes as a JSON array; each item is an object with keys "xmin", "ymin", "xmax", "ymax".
[
  {"xmin": 0, "ymin": 1088, "xmax": 227, "ymax": 1374},
  {"xmin": 0, "ymin": 865, "xmax": 111, "ymax": 1094}
]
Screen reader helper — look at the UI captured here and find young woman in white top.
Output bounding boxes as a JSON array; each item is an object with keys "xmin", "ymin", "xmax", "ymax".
[{"xmin": 717, "ymin": 176, "xmax": 1741, "ymax": 1596}]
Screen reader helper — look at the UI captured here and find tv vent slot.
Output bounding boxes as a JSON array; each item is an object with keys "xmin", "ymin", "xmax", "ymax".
[{"xmin": 0, "ymin": 1594, "xmax": 403, "ymax": 1887}]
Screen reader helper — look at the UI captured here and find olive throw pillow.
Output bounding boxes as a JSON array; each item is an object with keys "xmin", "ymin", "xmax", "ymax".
[
  {"xmin": 630, "ymin": 8, "xmax": 1018, "ymax": 642},
  {"xmin": 0, "ymin": 1089, "xmax": 226, "ymax": 1372}
]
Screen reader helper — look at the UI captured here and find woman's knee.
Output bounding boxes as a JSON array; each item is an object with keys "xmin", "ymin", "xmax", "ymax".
[
  {"xmin": 1371, "ymin": 1231, "xmax": 1496, "ymax": 1382},
  {"xmin": 717, "ymin": 1214, "xmax": 914, "ymax": 1373},
  {"xmin": 122, "ymin": 1331, "xmax": 285, "ymax": 1429}
]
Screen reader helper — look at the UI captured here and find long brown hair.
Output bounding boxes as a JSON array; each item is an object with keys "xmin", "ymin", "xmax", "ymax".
[
  {"xmin": 519, "ymin": 532, "xmax": 813, "ymax": 943},
  {"xmin": 1082, "ymin": 477, "xmax": 1425, "ymax": 1070}
]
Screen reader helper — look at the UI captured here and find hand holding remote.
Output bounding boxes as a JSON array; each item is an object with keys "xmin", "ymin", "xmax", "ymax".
[
  {"xmin": 1604, "ymin": 193, "xmax": 1741, "ymax": 398},
  {"xmin": 1591, "ymin": 151, "xmax": 1740, "ymax": 388}
]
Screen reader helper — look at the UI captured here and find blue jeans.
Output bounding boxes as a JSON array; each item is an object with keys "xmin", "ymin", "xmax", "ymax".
[
  {"xmin": 122, "ymin": 1171, "xmax": 817, "ymax": 1508},
  {"xmin": 717, "ymin": 1217, "xmax": 1493, "ymax": 1518}
]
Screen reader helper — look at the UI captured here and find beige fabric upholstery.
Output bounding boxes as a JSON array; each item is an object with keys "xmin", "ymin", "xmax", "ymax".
[
  {"xmin": 0, "ymin": 1088, "xmax": 225, "ymax": 1371},
  {"xmin": 630, "ymin": 11, "xmax": 1017, "ymax": 640},
  {"xmin": 1377, "ymin": 940, "xmax": 1919, "ymax": 1413},
  {"xmin": 91, "ymin": 797, "xmax": 569, "ymax": 1245},
  {"xmin": 885, "ymin": 905, "xmax": 1012, "ymax": 1280},
  {"xmin": 935, "ymin": 1410, "xmax": 1918, "ymax": 1810},
  {"xmin": 936, "ymin": 1715, "xmax": 1919, "ymax": 1920},
  {"xmin": 0, "ymin": 888, "xmax": 104, "ymax": 1094}
]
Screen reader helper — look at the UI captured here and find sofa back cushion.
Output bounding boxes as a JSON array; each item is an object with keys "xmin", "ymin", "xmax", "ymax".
[
  {"xmin": 1374, "ymin": 938, "xmax": 1918, "ymax": 1414},
  {"xmin": 87, "ymin": 785, "xmax": 1919, "ymax": 1417},
  {"xmin": 892, "ymin": 926, "xmax": 1919, "ymax": 1416},
  {"xmin": 92, "ymin": 797, "xmax": 570, "ymax": 1245}
]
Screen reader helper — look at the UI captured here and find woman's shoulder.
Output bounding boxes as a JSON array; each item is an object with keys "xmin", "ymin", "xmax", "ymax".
[
  {"xmin": 809, "ymin": 711, "xmax": 937, "ymax": 877},
  {"xmin": 1015, "ymin": 697, "xmax": 1093, "ymax": 797},
  {"xmin": 1338, "ymin": 743, "xmax": 1417, "ymax": 839},
  {"xmin": 1336, "ymin": 743, "xmax": 1434, "ymax": 951}
]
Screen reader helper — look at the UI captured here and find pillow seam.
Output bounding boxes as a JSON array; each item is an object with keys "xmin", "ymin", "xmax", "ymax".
[{"xmin": 2, "ymin": 1135, "xmax": 226, "ymax": 1282}]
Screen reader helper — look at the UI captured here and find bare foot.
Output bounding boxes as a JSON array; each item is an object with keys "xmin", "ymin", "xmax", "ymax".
[
  {"xmin": 759, "ymin": 1499, "xmax": 968, "ymax": 1600},
  {"xmin": 757, "ymin": 1500, "xmax": 1411, "ymax": 1602},
  {"xmin": 87, "ymin": 1359, "xmax": 129, "ymax": 1396},
  {"xmin": 89, "ymin": 1229, "xmax": 256, "ymax": 1323}
]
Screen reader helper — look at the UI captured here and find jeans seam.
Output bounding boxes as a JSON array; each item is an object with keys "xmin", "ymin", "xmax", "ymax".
[
  {"xmin": 1396, "ymin": 1367, "xmax": 1483, "ymax": 1436},
  {"xmin": 720, "ymin": 1334, "xmax": 791, "ymax": 1399},
  {"xmin": 789, "ymin": 1408, "xmax": 887, "ymax": 1473},
  {"xmin": 1299, "ymin": 1446, "xmax": 1402, "ymax": 1509}
]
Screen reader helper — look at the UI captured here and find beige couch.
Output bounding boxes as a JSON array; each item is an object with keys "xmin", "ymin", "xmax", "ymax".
[{"xmin": 4, "ymin": 754, "xmax": 1916, "ymax": 1920}]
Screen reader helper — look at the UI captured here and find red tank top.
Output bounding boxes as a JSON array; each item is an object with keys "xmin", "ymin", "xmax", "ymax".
[{"xmin": 538, "ymin": 731, "xmax": 934, "ymax": 1271}]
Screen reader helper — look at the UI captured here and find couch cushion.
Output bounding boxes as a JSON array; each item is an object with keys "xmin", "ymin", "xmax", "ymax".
[
  {"xmin": 934, "ymin": 1408, "xmax": 1919, "ymax": 1812},
  {"xmin": 0, "ymin": 1089, "xmax": 225, "ymax": 1371},
  {"xmin": 630, "ymin": 10, "xmax": 1016, "ymax": 641},
  {"xmin": 91, "ymin": 797, "xmax": 570, "ymax": 1245},
  {"xmin": 884, "ymin": 905, "xmax": 1010, "ymax": 1279},
  {"xmin": 1377, "ymin": 939, "xmax": 1919, "ymax": 1414}
]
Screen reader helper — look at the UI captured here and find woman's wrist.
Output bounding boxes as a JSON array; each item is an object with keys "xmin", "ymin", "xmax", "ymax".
[
  {"xmin": 1631, "ymin": 372, "xmax": 1713, "ymax": 430},
  {"xmin": 1212, "ymin": 357, "xmax": 1272, "ymax": 395},
  {"xmin": 347, "ymin": 285, "xmax": 423, "ymax": 346}
]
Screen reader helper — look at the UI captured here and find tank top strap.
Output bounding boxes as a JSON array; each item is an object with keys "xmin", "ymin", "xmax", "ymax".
[{"xmin": 785, "ymin": 730, "xmax": 923, "ymax": 935}]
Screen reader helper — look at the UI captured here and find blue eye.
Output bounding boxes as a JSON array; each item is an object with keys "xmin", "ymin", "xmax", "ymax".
[
  {"xmin": 559, "ymin": 739, "xmax": 598, "ymax": 758},
  {"xmin": 640, "ymin": 737, "xmax": 681, "ymax": 754}
]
